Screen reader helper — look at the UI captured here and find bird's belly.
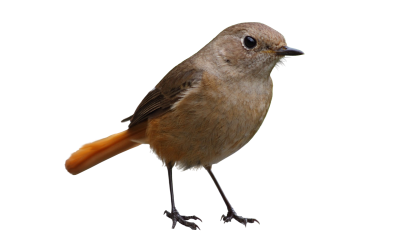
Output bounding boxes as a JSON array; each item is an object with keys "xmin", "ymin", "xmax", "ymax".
[{"xmin": 206, "ymin": 95, "xmax": 271, "ymax": 165}]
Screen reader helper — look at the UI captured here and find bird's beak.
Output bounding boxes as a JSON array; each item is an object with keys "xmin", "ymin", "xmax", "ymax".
[{"xmin": 275, "ymin": 46, "xmax": 304, "ymax": 56}]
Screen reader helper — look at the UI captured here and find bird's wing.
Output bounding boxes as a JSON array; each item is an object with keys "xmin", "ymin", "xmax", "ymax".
[{"xmin": 122, "ymin": 60, "xmax": 203, "ymax": 128}]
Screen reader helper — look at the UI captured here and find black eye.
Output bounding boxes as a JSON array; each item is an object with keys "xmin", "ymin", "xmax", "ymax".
[{"xmin": 244, "ymin": 36, "xmax": 257, "ymax": 49}]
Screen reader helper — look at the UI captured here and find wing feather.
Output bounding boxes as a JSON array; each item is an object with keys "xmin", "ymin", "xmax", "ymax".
[{"xmin": 122, "ymin": 60, "xmax": 203, "ymax": 128}]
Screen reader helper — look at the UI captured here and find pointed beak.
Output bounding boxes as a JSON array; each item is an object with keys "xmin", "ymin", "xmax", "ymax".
[{"xmin": 275, "ymin": 46, "xmax": 304, "ymax": 56}]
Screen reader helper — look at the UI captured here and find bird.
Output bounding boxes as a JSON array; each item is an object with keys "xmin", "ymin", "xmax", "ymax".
[{"xmin": 65, "ymin": 22, "xmax": 303, "ymax": 230}]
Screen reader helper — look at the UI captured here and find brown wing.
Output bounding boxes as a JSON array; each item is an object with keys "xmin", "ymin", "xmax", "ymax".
[{"xmin": 122, "ymin": 59, "xmax": 203, "ymax": 128}]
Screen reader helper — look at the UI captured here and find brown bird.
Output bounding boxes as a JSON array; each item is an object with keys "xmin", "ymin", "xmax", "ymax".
[{"xmin": 65, "ymin": 22, "xmax": 303, "ymax": 230}]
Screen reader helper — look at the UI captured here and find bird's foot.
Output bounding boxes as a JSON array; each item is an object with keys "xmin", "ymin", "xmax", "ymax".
[
  {"xmin": 221, "ymin": 208, "xmax": 259, "ymax": 227},
  {"xmin": 164, "ymin": 209, "xmax": 202, "ymax": 230}
]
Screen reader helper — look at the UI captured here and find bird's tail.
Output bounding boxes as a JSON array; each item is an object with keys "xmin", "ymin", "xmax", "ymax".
[{"xmin": 65, "ymin": 122, "xmax": 148, "ymax": 175}]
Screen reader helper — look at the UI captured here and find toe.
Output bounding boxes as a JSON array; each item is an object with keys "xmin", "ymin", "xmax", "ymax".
[
  {"xmin": 181, "ymin": 215, "xmax": 202, "ymax": 222},
  {"xmin": 248, "ymin": 218, "xmax": 260, "ymax": 224}
]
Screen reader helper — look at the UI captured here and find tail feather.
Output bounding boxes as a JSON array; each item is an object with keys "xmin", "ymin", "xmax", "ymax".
[{"xmin": 65, "ymin": 122, "xmax": 147, "ymax": 175}]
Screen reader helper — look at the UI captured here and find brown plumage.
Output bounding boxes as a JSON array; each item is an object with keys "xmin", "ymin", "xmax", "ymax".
[{"xmin": 65, "ymin": 22, "xmax": 303, "ymax": 230}]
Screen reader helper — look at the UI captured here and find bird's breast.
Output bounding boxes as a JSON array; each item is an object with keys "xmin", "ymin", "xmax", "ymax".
[{"xmin": 147, "ymin": 74, "xmax": 273, "ymax": 170}]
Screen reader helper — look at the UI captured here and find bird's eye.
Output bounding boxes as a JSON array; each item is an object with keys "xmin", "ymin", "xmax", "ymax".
[{"xmin": 244, "ymin": 36, "xmax": 257, "ymax": 49}]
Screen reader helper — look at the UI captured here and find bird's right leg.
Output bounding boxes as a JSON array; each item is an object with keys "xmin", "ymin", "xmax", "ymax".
[{"xmin": 163, "ymin": 162, "xmax": 203, "ymax": 231}]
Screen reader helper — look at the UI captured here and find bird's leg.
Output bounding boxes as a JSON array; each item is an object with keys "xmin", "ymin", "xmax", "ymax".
[
  {"xmin": 163, "ymin": 162, "xmax": 201, "ymax": 230},
  {"xmin": 204, "ymin": 165, "xmax": 259, "ymax": 226}
]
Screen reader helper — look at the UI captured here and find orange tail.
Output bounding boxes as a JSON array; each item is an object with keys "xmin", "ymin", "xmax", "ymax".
[{"xmin": 65, "ymin": 122, "xmax": 148, "ymax": 175}]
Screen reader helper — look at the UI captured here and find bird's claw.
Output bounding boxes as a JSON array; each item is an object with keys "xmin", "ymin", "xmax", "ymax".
[
  {"xmin": 164, "ymin": 210, "xmax": 201, "ymax": 230},
  {"xmin": 221, "ymin": 209, "xmax": 259, "ymax": 227}
]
